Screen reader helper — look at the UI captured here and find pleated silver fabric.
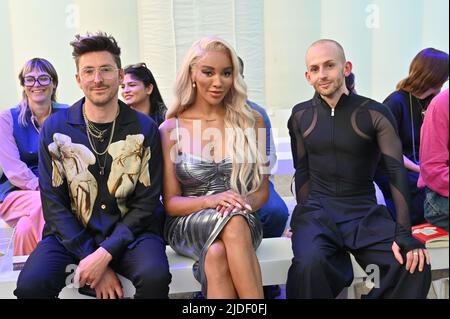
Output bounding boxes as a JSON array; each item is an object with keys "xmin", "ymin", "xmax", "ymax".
[{"xmin": 164, "ymin": 152, "xmax": 263, "ymax": 296}]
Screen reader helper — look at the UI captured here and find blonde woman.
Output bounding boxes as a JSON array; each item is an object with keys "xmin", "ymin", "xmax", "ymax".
[
  {"xmin": 160, "ymin": 36, "xmax": 269, "ymax": 299},
  {"xmin": 0, "ymin": 58, "xmax": 68, "ymax": 255}
]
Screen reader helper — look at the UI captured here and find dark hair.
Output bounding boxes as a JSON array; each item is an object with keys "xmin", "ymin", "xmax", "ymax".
[
  {"xmin": 345, "ymin": 72, "xmax": 355, "ymax": 93},
  {"xmin": 70, "ymin": 32, "xmax": 121, "ymax": 70},
  {"xmin": 237, "ymin": 56, "xmax": 244, "ymax": 76},
  {"xmin": 397, "ymin": 48, "xmax": 448, "ymax": 96},
  {"xmin": 124, "ymin": 63, "xmax": 167, "ymax": 119}
]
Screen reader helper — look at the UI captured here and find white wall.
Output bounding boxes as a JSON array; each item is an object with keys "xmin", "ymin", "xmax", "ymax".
[
  {"xmin": 0, "ymin": 0, "xmax": 140, "ymax": 109},
  {"xmin": 1, "ymin": 0, "xmax": 448, "ymax": 137}
]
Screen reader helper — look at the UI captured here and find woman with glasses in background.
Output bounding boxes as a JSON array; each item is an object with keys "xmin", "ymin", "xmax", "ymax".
[
  {"xmin": 121, "ymin": 63, "xmax": 167, "ymax": 126},
  {"xmin": 375, "ymin": 48, "xmax": 449, "ymax": 226},
  {"xmin": 0, "ymin": 58, "xmax": 68, "ymax": 255}
]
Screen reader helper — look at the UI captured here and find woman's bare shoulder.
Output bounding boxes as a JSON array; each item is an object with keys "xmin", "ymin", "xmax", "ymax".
[{"xmin": 159, "ymin": 117, "xmax": 177, "ymax": 133}]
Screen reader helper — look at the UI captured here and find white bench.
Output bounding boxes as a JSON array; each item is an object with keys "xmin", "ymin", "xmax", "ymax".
[
  {"xmin": 1, "ymin": 236, "xmax": 448, "ymax": 299},
  {"xmin": 0, "ymin": 237, "xmax": 293, "ymax": 299}
]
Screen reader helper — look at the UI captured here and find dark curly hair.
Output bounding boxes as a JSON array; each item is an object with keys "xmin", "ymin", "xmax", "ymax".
[{"xmin": 70, "ymin": 31, "xmax": 121, "ymax": 70}]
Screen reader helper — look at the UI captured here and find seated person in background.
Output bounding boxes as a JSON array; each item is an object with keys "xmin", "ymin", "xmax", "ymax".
[
  {"xmin": 237, "ymin": 56, "xmax": 289, "ymax": 299},
  {"xmin": 121, "ymin": 62, "xmax": 167, "ymax": 232},
  {"xmin": 237, "ymin": 56, "xmax": 289, "ymax": 239},
  {"xmin": 418, "ymin": 88, "xmax": 449, "ymax": 231},
  {"xmin": 160, "ymin": 36, "xmax": 269, "ymax": 299},
  {"xmin": 374, "ymin": 48, "xmax": 449, "ymax": 226},
  {"xmin": 345, "ymin": 71, "xmax": 386, "ymax": 206},
  {"xmin": 14, "ymin": 32, "xmax": 170, "ymax": 299},
  {"xmin": 345, "ymin": 72, "xmax": 356, "ymax": 93},
  {"xmin": 121, "ymin": 62, "xmax": 167, "ymax": 126},
  {"xmin": 0, "ymin": 58, "xmax": 68, "ymax": 256}
]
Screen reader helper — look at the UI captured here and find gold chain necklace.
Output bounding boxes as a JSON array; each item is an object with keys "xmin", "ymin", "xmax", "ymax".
[
  {"xmin": 86, "ymin": 120, "xmax": 108, "ymax": 141},
  {"xmin": 83, "ymin": 105, "xmax": 119, "ymax": 175}
]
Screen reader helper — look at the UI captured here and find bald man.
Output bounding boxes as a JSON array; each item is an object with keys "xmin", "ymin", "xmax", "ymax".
[{"xmin": 286, "ymin": 39, "xmax": 431, "ymax": 298}]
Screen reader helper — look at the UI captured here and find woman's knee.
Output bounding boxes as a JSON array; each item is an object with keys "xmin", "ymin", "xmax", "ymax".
[
  {"xmin": 206, "ymin": 240, "xmax": 227, "ymax": 262},
  {"xmin": 221, "ymin": 215, "xmax": 250, "ymax": 242},
  {"xmin": 205, "ymin": 240, "xmax": 230, "ymax": 274}
]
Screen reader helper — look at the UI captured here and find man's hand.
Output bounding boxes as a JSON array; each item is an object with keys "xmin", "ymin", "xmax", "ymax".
[
  {"xmin": 94, "ymin": 267, "xmax": 123, "ymax": 299},
  {"xmin": 392, "ymin": 241, "xmax": 430, "ymax": 273},
  {"xmin": 75, "ymin": 247, "xmax": 113, "ymax": 288}
]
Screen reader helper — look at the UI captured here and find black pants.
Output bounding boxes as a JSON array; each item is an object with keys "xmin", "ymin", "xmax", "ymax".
[
  {"xmin": 286, "ymin": 199, "xmax": 431, "ymax": 299},
  {"xmin": 14, "ymin": 233, "xmax": 171, "ymax": 299}
]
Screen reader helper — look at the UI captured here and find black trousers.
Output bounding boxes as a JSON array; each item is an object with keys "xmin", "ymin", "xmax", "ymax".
[
  {"xmin": 14, "ymin": 233, "xmax": 171, "ymax": 299},
  {"xmin": 286, "ymin": 199, "xmax": 431, "ymax": 299}
]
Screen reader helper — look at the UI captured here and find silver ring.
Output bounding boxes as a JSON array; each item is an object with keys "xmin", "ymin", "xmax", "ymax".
[{"xmin": 413, "ymin": 252, "xmax": 419, "ymax": 256}]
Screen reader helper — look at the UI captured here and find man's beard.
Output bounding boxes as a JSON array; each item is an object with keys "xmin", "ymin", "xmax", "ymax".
[
  {"xmin": 86, "ymin": 86, "xmax": 118, "ymax": 107},
  {"xmin": 315, "ymin": 77, "xmax": 344, "ymax": 98}
]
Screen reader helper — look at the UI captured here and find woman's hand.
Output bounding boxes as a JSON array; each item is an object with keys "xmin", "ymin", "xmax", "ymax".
[{"xmin": 203, "ymin": 190, "xmax": 252, "ymax": 216}]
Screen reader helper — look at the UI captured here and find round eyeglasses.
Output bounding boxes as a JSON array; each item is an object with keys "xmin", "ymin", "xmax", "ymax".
[{"xmin": 23, "ymin": 75, "xmax": 52, "ymax": 87}]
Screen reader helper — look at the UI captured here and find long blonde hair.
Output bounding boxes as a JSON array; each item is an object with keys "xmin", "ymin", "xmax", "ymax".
[{"xmin": 167, "ymin": 36, "xmax": 264, "ymax": 196}]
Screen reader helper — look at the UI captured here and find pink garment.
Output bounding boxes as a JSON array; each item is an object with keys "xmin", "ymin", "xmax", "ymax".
[
  {"xmin": 417, "ymin": 89, "xmax": 449, "ymax": 197},
  {"xmin": 0, "ymin": 190, "xmax": 44, "ymax": 256}
]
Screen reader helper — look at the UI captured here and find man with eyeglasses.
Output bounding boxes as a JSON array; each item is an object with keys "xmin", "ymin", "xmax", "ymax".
[{"xmin": 15, "ymin": 32, "xmax": 170, "ymax": 299}]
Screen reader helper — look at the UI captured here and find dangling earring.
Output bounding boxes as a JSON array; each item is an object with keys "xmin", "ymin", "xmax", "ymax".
[{"xmin": 192, "ymin": 82, "xmax": 196, "ymax": 88}]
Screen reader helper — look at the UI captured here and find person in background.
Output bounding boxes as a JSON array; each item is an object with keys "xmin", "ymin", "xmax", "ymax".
[
  {"xmin": 237, "ymin": 56, "xmax": 289, "ymax": 299},
  {"xmin": 345, "ymin": 71, "xmax": 386, "ymax": 206},
  {"xmin": 160, "ymin": 36, "xmax": 269, "ymax": 299},
  {"xmin": 121, "ymin": 63, "xmax": 167, "ymax": 126},
  {"xmin": 375, "ymin": 48, "xmax": 449, "ymax": 226},
  {"xmin": 345, "ymin": 72, "xmax": 356, "ymax": 94},
  {"xmin": 418, "ymin": 88, "xmax": 449, "ymax": 231},
  {"xmin": 237, "ymin": 57, "xmax": 289, "ymax": 239},
  {"xmin": 0, "ymin": 58, "xmax": 68, "ymax": 256}
]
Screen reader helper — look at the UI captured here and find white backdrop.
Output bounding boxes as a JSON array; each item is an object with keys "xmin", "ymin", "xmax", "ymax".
[{"xmin": 1, "ymin": 0, "xmax": 448, "ymax": 136}]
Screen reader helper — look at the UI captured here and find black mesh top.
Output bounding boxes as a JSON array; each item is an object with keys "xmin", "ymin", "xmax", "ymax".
[{"xmin": 288, "ymin": 92, "xmax": 413, "ymax": 234}]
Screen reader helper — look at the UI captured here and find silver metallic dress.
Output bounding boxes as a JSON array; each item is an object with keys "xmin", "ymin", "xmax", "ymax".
[{"xmin": 164, "ymin": 119, "xmax": 263, "ymax": 297}]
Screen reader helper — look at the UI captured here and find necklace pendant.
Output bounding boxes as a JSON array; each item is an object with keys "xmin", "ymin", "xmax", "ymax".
[{"xmin": 99, "ymin": 167, "xmax": 104, "ymax": 175}]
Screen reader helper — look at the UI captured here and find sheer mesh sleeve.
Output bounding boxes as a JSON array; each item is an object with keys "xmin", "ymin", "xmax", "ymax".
[
  {"xmin": 288, "ymin": 109, "xmax": 310, "ymax": 204},
  {"xmin": 369, "ymin": 105, "xmax": 424, "ymax": 251}
]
